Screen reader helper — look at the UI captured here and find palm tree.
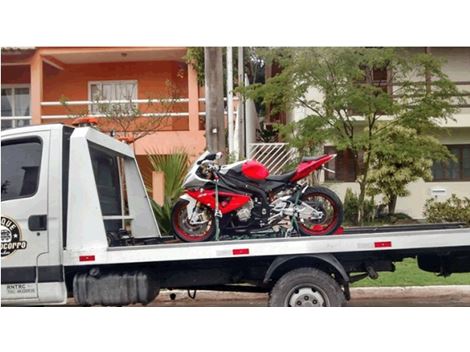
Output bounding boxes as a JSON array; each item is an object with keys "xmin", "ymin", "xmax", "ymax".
[{"xmin": 147, "ymin": 149, "xmax": 190, "ymax": 235}]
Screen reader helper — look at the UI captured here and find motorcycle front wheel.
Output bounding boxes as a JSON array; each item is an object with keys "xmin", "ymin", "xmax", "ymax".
[
  {"xmin": 296, "ymin": 186, "xmax": 343, "ymax": 236},
  {"xmin": 171, "ymin": 199, "xmax": 216, "ymax": 242}
]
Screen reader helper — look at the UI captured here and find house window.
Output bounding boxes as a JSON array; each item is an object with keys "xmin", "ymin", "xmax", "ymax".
[
  {"xmin": 324, "ymin": 146, "xmax": 357, "ymax": 182},
  {"xmin": 1, "ymin": 85, "xmax": 31, "ymax": 130},
  {"xmin": 432, "ymin": 145, "xmax": 470, "ymax": 181},
  {"xmin": 359, "ymin": 66, "xmax": 390, "ymax": 92},
  {"xmin": 89, "ymin": 80, "xmax": 138, "ymax": 115},
  {"xmin": 349, "ymin": 66, "xmax": 391, "ymax": 116},
  {"xmin": 371, "ymin": 67, "xmax": 389, "ymax": 93}
]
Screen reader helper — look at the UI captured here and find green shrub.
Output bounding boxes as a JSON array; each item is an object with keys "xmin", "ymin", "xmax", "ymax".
[
  {"xmin": 375, "ymin": 212, "xmax": 417, "ymax": 225},
  {"xmin": 343, "ymin": 188, "xmax": 375, "ymax": 225},
  {"xmin": 343, "ymin": 188, "xmax": 358, "ymax": 225},
  {"xmin": 424, "ymin": 194, "xmax": 470, "ymax": 225},
  {"xmin": 147, "ymin": 150, "xmax": 190, "ymax": 235},
  {"xmin": 150, "ymin": 198, "xmax": 173, "ymax": 236}
]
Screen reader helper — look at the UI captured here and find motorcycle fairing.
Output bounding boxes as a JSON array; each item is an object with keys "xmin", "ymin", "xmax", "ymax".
[
  {"xmin": 186, "ymin": 189, "xmax": 251, "ymax": 214},
  {"xmin": 290, "ymin": 154, "xmax": 335, "ymax": 182}
]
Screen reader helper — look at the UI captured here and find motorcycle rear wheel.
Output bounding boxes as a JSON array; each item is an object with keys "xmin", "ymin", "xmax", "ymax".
[
  {"xmin": 296, "ymin": 186, "xmax": 343, "ymax": 236},
  {"xmin": 171, "ymin": 199, "xmax": 216, "ymax": 242}
]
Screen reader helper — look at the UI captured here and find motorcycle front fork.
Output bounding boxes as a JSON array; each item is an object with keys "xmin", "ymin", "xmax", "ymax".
[{"xmin": 214, "ymin": 178, "xmax": 222, "ymax": 241}]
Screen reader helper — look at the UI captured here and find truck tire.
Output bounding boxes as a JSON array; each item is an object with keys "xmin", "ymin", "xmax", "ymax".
[{"xmin": 268, "ymin": 267, "xmax": 346, "ymax": 307}]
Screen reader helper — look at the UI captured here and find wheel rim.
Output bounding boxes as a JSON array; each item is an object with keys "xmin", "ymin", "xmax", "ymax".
[
  {"xmin": 173, "ymin": 202, "xmax": 214, "ymax": 242},
  {"xmin": 287, "ymin": 286, "xmax": 328, "ymax": 307},
  {"xmin": 298, "ymin": 192, "xmax": 339, "ymax": 236}
]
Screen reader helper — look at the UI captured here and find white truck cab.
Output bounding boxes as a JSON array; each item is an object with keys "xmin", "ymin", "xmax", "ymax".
[{"xmin": 1, "ymin": 124, "xmax": 158, "ymax": 305}]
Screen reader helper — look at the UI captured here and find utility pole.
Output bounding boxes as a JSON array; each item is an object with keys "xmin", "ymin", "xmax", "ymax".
[
  {"xmin": 204, "ymin": 47, "xmax": 225, "ymax": 158},
  {"xmin": 226, "ymin": 47, "xmax": 234, "ymax": 157},
  {"xmin": 237, "ymin": 46, "xmax": 245, "ymax": 159},
  {"xmin": 244, "ymin": 74, "xmax": 257, "ymax": 155}
]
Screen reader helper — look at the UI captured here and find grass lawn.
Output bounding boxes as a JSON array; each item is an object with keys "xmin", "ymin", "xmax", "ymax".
[{"xmin": 352, "ymin": 258, "xmax": 470, "ymax": 287}]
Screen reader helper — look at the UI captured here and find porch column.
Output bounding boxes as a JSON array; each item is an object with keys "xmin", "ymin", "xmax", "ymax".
[
  {"xmin": 30, "ymin": 52, "xmax": 43, "ymax": 125},
  {"xmin": 187, "ymin": 63, "xmax": 200, "ymax": 132},
  {"xmin": 152, "ymin": 171, "xmax": 165, "ymax": 206}
]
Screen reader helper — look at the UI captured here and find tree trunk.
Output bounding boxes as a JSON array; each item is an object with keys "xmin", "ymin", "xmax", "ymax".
[
  {"xmin": 357, "ymin": 181, "xmax": 366, "ymax": 226},
  {"xmin": 204, "ymin": 47, "xmax": 226, "ymax": 159},
  {"xmin": 357, "ymin": 148, "xmax": 372, "ymax": 226},
  {"xmin": 353, "ymin": 151, "xmax": 366, "ymax": 226},
  {"xmin": 237, "ymin": 47, "xmax": 245, "ymax": 159},
  {"xmin": 388, "ymin": 194, "xmax": 398, "ymax": 215}
]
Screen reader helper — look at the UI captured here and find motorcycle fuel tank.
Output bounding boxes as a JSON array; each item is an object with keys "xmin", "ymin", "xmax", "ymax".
[{"xmin": 241, "ymin": 160, "xmax": 270, "ymax": 181}]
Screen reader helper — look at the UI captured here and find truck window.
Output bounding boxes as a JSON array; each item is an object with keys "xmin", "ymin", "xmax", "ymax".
[
  {"xmin": 1, "ymin": 138, "xmax": 42, "ymax": 201},
  {"xmin": 88, "ymin": 143, "xmax": 123, "ymax": 232}
]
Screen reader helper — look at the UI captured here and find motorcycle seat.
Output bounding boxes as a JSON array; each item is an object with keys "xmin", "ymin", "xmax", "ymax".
[
  {"xmin": 301, "ymin": 155, "xmax": 326, "ymax": 162},
  {"xmin": 265, "ymin": 170, "xmax": 296, "ymax": 182}
]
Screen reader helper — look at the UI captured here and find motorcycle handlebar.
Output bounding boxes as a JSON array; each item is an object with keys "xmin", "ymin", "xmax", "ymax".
[
  {"xmin": 201, "ymin": 159, "xmax": 216, "ymax": 166},
  {"xmin": 199, "ymin": 161, "xmax": 220, "ymax": 177},
  {"xmin": 197, "ymin": 152, "xmax": 223, "ymax": 165}
]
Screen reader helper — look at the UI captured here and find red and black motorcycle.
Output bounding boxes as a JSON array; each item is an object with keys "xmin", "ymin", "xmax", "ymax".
[{"xmin": 171, "ymin": 151, "xmax": 343, "ymax": 242}]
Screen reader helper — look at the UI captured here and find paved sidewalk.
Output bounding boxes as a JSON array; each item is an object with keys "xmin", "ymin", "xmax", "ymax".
[{"xmin": 351, "ymin": 285, "xmax": 470, "ymax": 299}]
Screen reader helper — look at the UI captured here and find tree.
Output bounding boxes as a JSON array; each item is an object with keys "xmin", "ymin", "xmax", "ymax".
[
  {"xmin": 242, "ymin": 47, "xmax": 462, "ymax": 224},
  {"xmin": 185, "ymin": 47, "xmax": 265, "ymax": 87},
  {"xmin": 61, "ymin": 79, "xmax": 179, "ymax": 142},
  {"xmin": 367, "ymin": 125, "xmax": 453, "ymax": 214}
]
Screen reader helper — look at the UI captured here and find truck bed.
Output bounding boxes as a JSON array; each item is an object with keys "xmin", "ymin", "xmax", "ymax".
[{"xmin": 63, "ymin": 225, "xmax": 470, "ymax": 266}]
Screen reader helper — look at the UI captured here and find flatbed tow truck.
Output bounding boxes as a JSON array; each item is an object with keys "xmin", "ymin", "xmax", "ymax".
[{"xmin": 1, "ymin": 124, "xmax": 469, "ymax": 306}]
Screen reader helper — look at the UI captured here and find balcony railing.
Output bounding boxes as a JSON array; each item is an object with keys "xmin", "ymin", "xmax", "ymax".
[
  {"xmin": 40, "ymin": 97, "xmax": 239, "ymax": 119},
  {"xmin": 390, "ymin": 80, "xmax": 470, "ymax": 108},
  {"xmin": 0, "ymin": 116, "xmax": 32, "ymax": 130},
  {"xmin": 248, "ymin": 143, "xmax": 297, "ymax": 175}
]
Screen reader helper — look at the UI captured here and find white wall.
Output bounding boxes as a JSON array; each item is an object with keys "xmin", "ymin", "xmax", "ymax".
[
  {"xmin": 436, "ymin": 127, "xmax": 470, "ymax": 144},
  {"xmin": 432, "ymin": 47, "xmax": 470, "ymax": 82},
  {"xmin": 328, "ymin": 179, "xmax": 470, "ymax": 220}
]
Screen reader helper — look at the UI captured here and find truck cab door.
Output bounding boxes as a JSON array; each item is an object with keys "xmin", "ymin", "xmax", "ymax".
[{"xmin": 1, "ymin": 129, "xmax": 66, "ymax": 305}]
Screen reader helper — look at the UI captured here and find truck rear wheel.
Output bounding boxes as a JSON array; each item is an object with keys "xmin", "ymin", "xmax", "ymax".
[{"xmin": 268, "ymin": 267, "xmax": 345, "ymax": 307}]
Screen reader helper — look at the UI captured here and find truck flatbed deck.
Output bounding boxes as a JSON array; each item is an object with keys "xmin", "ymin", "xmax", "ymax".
[{"xmin": 66, "ymin": 227, "xmax": 470, "ymax": 266}]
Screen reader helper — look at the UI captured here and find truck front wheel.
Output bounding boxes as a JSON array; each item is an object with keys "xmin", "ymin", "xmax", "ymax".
[{"xmin": 268, "ymin": 267, "xmax": 345, "ymax": 307}]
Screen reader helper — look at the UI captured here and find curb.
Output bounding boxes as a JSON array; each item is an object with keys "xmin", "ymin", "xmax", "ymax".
[
  {"xmin": 350, "ymin": 285, "xmax": 470, "ymax": 299},
  {"xmin": 157, "ymin": 285, "xmax": 470, "ymax": 302}
]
